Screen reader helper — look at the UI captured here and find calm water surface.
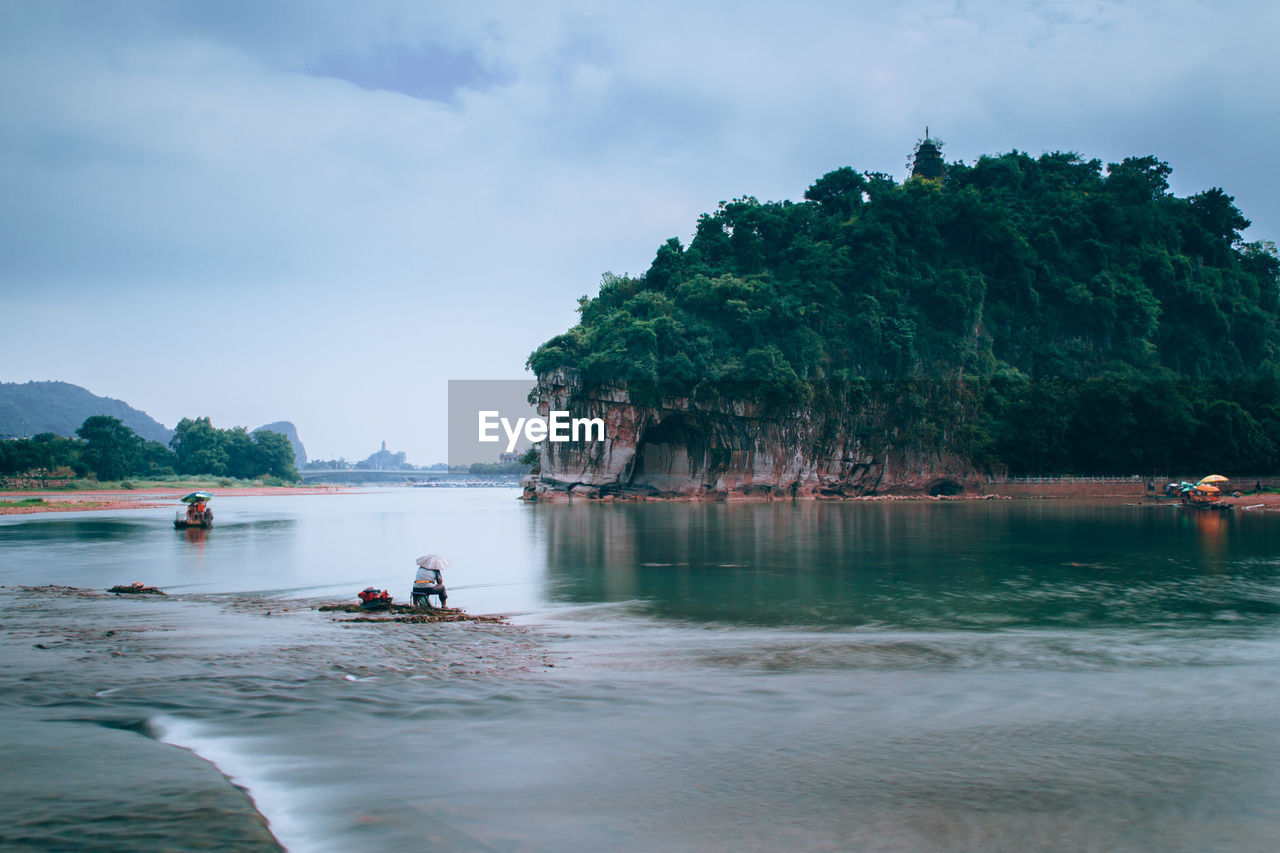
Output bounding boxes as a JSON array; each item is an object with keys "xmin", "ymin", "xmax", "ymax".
[{"xmin": 2, "ymin": 490, "xmax": 1279, "ymax": 851}]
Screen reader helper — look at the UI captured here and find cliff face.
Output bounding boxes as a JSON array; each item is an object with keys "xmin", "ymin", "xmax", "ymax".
[{"xmin": 522, "ymin": 369, "xmax": 985, "ymax": 501}]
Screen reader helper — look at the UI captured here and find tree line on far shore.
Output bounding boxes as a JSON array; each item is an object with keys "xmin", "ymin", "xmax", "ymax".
[{"xmin": 0, "ymin": 416, "xmax": 300, "ymax": 483}]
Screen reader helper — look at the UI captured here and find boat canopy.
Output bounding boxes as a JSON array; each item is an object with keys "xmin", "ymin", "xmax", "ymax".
[{"xmin": 181, "ymin": 491, "xmax": 214, "ymax": 503}]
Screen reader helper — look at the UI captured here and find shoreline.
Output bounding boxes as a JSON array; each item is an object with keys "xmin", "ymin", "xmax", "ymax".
[
  {"xmin": 521, "ymin": 487, "xmax": 1280, "ymax": 507},
  {"xmin": 5, "ymin": 482, "xmax": 1278, "ymax": 516},
  {"xmin": 0, "ymin": 484, "xmax": 348, "ymax": 515},
  {"xmin": 0, "ymin": 584, "xmax": 533, "ymax": 851}
]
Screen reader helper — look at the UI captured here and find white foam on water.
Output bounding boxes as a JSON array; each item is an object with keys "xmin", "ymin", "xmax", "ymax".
[{"xmin": 152, "ymin": 714, "xmax": 322, "ymax": 852}]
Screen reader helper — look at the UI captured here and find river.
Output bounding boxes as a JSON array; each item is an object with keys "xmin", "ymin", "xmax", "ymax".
[{"xmin": 2, "ymin": 490, "xmax": 1278, "ymax": 851}]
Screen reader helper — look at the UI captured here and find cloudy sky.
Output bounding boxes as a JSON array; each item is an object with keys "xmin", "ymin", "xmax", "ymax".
[{"xmin": 2, "ymin": 1, "xmax": 1276, "ymax": 464}]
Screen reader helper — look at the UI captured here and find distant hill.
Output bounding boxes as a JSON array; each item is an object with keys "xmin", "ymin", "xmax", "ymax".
[
  {"xmin": 254, "ymin": 420, "xmax": 308, "ymax": 468},
  {"xmin": 0, "ymin": 383, "xmax": 311, "ymax": 468},
  {"xmin": 0, "ymin": 381, "xmax": 173, "ymax": 444}
]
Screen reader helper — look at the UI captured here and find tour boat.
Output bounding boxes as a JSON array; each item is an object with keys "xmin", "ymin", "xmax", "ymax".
[{"xmin": 174, "ymin": 491, "xmax": 214, "ymax": 528}]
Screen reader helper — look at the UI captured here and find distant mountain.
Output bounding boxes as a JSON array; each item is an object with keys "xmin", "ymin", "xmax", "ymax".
[
  {"xmin": 1, "ymin": 381, "xmax": 312, "ymax": 465},
  {"xmin": 356, "ymin": 440, "xmax": 406, "ymax": 470},
  {"xmin": 0, "ymin": 381, "xmax": 173, "ymax": 444},
  {"xmin": 254, "ymin": 420, "xmax": 308, "ymax": 467}
]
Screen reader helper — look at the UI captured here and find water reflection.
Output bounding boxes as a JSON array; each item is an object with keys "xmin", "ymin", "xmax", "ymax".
[
  {"xmin": 181, "ymin": 526, "xmax": 208, "ymax": 549},
  {"xmin": 0, "ymin": 516, "xmax": 154, "ymax": 544},
  {"xmin": 1185, "ymin": 507, "xmax": 1230, "ymax": 559},
  {"xmin": 537, "ymin": 501, "xmax": 1280, "ymax": 629},
  {"xmin": 0, "ymin": 512, "xmax": 300, "ymax": 592},
  {"xmin": 4, "ymin": 494, "xmax": 1279, "ymax": 852}
]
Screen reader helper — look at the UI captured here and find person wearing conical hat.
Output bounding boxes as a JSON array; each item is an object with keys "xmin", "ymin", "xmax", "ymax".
[{"xmin": 412, "ymin": 555, "xmax": 449, "ymax": 609}]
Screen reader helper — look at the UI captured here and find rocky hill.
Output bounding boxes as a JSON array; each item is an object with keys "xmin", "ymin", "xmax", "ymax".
[
  {"xmin": 524, "ymin": 143, "xmax": 1280, "ymax": 499},
  {"xmin": 254, "ymin": 420, "xmax": 308, "ymax": 468},
  {"xmin": 0, "ymin": 381, "xmax": 173, "ymax": 444}
]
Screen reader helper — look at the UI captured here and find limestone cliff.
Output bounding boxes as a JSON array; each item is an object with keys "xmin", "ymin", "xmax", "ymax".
[{"xmin": 521, "ymin": 369, "xmax": 985, "ymax": 501}]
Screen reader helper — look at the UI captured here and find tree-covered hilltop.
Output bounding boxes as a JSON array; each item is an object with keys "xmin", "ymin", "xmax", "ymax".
[
  {"xmin": 0, "ymin": 415, "xmax": 301, "ymax": 483},
  {"xmin": 0, "ymin": 381, "xmax": 173, "ymax": 444},
  {"xmin": 528, "ymin": 147, "xmax": 1280, "ymax": 474}
]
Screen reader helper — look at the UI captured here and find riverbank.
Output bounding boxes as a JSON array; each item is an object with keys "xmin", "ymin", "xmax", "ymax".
[
  {"xmin": 522, "ymin": 482, "xmax": 1280, "ymax": 506},
  {"xmin": 7, "ymin": 481, "xmax": 1279, "ymax": 515},
  {"xmin": 0, "ymin": 583, "xmax": 542, "ymax": 851},
  {"xmin": 0, "ymin": 484, "xmax": 346, "ymax": 515}
]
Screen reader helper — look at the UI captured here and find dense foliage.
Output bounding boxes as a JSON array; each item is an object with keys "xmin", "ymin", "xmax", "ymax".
[
  {"xmin": 528, "ymin": 150, "xmax": 1280, "ymax": 474},
  {"xmin": 170, "ymin": 417, "xmax": 300, "ymax": 481},
  {"xmin": 0, "ymin": 416, "xmax": 300, "ymax": 482}
]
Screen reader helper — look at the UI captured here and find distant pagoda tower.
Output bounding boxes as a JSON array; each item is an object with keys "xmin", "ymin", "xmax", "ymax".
[{"xmin": 909, "ymin": 127, "xmax": 946, "ymax": 181}]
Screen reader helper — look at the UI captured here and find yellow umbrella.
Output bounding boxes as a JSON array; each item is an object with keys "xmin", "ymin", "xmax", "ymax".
[{"xmin": 1198, "ymin": 475, "xmax": 1229, "ymax": 484}]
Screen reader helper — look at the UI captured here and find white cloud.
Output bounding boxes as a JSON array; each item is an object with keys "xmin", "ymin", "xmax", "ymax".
[{"xmin": 2, "ymin": 0, "xmax": 1277, "ymax": 462}]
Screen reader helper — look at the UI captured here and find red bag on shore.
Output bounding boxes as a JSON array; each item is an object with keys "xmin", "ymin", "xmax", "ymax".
[{"xmin": 357, "ymin": 587, "xmax": 392, "ymax": 606}]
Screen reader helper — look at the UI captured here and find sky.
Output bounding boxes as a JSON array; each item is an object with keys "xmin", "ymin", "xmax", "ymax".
[{"xmin": 2, "ymin": 0, "xmax": 1277, "ymax": 465}]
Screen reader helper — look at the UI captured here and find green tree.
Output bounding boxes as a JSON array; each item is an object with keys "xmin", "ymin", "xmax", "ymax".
[
  {"xmin": 170, "ymin": 417, "xmax": 228, "ymax": 476},
  {"xmin": 0, "ymin": 433, "xmax": 87, "ymax": 476},
  {"xmin": 253, "ymin": 429, "xmax": 301, "ymax": 481},
  {"xmin": 76, "ymin": 416, "xmax": 141, "ymax": 481},
  {"xmin": 804, "ymin": 167, "xmax": 866, "ymax": 218},
  {"xmin": 138, "ymin": 439, "xmax": 177, "ymax": 476},
  {"xmin": 222, "ymin": 427, "xmax": 260, "ymax": 480}
]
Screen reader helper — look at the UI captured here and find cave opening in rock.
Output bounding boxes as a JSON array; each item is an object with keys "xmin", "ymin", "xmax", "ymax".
[
  {"xmin": 927, "ymin": 479, "xmax": 964, "ymax": 496},
  {"xmin": 629, "ymin": 415, "xmax": 705, "ymax": 491}
]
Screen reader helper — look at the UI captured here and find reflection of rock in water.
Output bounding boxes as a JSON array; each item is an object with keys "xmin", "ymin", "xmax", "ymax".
[
  {"xmin": 539, "ymin": 502, "xmax": 910, "ymax": 623},
  {"xmin": 539, "ymin": 500, "xmax": 1263, "ymax": 630}
]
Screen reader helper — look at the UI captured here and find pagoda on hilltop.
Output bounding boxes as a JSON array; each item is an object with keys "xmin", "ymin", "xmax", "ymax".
[{"xmin": 909, "ymin": 127, "xmax": 946, "ymax": 181}]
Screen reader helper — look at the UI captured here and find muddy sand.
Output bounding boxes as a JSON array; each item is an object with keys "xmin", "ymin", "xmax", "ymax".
[
  {"xmin": 13, "ymin": 584, "xmax": 508, "ymax": 626},
  {"xmin": 0, "ymin": 484, "xmax": 346, "ymax": 515}
]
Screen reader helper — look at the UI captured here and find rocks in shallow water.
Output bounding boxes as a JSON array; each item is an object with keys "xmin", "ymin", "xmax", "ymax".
[
  {"xmin": 351, "ymin": 612, "xmax": 506, "ymax": 625},
  {"xmin": 107, "ymin": 582, "xmax": 165, "ymax": 595},
  {"xmin": 318, "ymin": 603, "xmax": 420, "ymax": 613},
  {"xmin": 317, "ymin": 602, "xmax": 505, "ymax": 624},
  {"xmin": 12, "ymin": 584, "xmax": 99, "ymax": 597}
]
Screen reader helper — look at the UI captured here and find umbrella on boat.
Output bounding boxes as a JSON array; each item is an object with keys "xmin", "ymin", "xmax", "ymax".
[
  {"xmin": 1198, "ymin": 475, "xmax": 1229, "ymax": 484},
  {"xmin": 416, "ymin": 554, "xmax": 451, "ymax": 570},
  {"xmin": 1193, "ymin": 484, "xmax": 1220, "ymax": 494},
  {"xmin": 181, "ymin": 491, "xmax": 214, "ymax": 503}
]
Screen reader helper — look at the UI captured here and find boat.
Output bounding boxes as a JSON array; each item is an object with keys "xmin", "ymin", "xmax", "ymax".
[{"xmin": 174, "ymin": 491, "xmax": 214, "ymax": 528}]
